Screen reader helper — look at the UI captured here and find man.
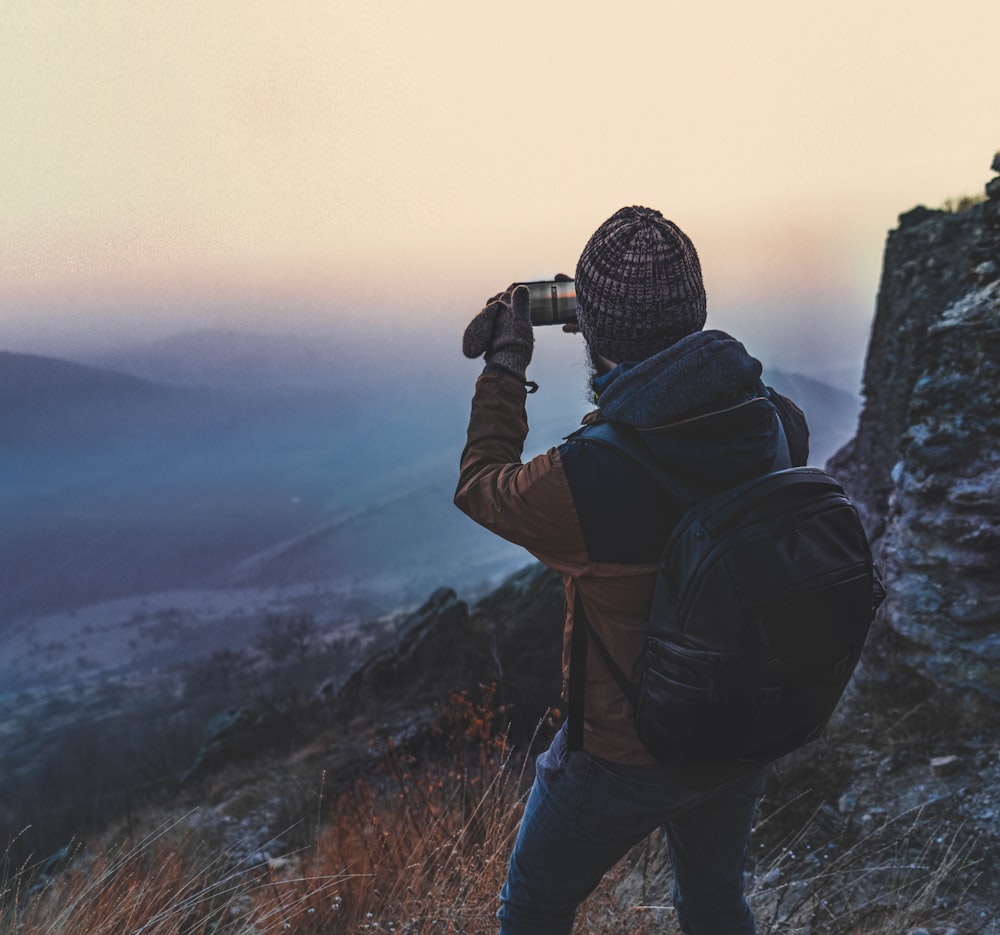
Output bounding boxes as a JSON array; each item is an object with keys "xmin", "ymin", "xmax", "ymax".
[{"xmin": 455, "ymin": 206, "xmax": 808, "ymax": 934}]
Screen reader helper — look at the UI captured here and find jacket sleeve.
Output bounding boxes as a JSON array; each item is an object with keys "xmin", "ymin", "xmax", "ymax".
[{"xmin": 454, "ymin": 368, "xmax": 589, "ymax": 573}]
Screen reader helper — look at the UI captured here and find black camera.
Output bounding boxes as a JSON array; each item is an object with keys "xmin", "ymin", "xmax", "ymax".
[{"xmin": 520, "ymin": 280, "xmax": 577, "ymax": 326}]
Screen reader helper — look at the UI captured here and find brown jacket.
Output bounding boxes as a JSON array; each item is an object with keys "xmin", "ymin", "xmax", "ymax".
[{"xmin": 455, "ymin": 337, "xmax": 809, "ymax": 764}]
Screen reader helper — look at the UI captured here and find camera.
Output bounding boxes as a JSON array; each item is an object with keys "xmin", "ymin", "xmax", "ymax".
[{"xmin": 520, "ymin": 280, "xmax": 577, "ymax": 326}]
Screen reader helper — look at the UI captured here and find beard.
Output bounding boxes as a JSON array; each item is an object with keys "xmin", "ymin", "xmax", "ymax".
[
  {"xmin": 585, "ymin": 344, "xmax": 613, "ymax": 404},
  {"xmin": 586, "ymin": 344, "xmax": 613, "ymax": 379}
]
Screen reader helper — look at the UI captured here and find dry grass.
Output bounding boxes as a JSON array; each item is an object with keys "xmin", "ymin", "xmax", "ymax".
[
  {"xmin": 1, "ymin": 686, "xmax": 988, "ymax": 933},
  {"xmin": 940, "ymin": 192, "xmax": 987, "ymax": 213},
  {"xmin": 0, "ymin": 685, "xmax": 534, "ymax": 935},
  {"xmin": 748, "ymin": 803, "xmax": 982, "ymax": 934},
  {"xmin": 289, "ymin": 684, "xmax": 536, "ymax": 932},
  {"xmin": 1, "ymin": 816, "xmax": 346, "ymax": 934}
]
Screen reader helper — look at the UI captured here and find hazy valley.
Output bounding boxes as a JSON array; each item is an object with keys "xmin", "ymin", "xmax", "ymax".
[
  {"xmin": 0, "ymin": 329, "xmax": 859, "ymax": 688},
  {"xmin": 0, "ymin": 324, "xmax": 864, "ymax": 878}
]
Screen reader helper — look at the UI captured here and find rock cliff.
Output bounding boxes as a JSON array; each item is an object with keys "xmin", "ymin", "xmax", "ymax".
[{"xmin": 830, "ymin": 152, "xmax": 1000, "ymax": 701}]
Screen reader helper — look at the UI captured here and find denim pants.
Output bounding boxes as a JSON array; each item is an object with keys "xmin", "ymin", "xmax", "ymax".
[{"xmin": 498, "ymin": 725, "xmax": 767, "ymax": 934}]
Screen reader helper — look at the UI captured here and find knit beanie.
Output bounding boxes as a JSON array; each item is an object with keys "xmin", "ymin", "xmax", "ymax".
[{"xmin": 575, "ymin": 206, "xmax": 707, "ymax": 362}]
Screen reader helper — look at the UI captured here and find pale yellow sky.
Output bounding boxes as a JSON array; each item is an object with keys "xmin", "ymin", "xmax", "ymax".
[{"xmin": 1, "ymin": 0, "xmax": 997, "ymax": 364}]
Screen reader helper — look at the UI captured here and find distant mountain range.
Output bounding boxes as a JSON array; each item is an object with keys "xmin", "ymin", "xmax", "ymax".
[
  {"xmin": 761, "ymin": 368, "xmax": 860, "ymax": 466},
  {"xmin": 1, "ymin": 349, "xmax": 159, "ymax": 399},
  {"xmin": 0, "ymin": 344, "xmax": 520, "ymax": 629},
  {"xmin": 77, "ymin": 328, "xmax": 861, "ymax": 465},
  {"xmin": 83, "ymin": 329, "xmax": 344, "ymax": 390},
  {"xmin": 1, "ymin": 333, "xmax": 860, "ymax": 634}
]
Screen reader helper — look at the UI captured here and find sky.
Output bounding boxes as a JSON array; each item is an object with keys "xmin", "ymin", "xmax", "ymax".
[{"xmin": 1, "ymin": 1, "xmax": 997, "ymax": 385}]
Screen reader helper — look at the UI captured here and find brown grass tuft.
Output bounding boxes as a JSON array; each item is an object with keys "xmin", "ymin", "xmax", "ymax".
[{"xmin": 1, "ymin": 683, "xmax": 988, "ymax": 933}]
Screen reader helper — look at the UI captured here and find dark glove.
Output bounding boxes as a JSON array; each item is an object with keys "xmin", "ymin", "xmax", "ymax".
[{"xmin": 462, "ymin": 284, "xmax": 534, "ymax": 381}]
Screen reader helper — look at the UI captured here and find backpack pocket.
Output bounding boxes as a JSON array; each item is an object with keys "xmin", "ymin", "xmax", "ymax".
[{"xmin": 634, "ymin": 638, "xmax": 746, "ymax": 763}]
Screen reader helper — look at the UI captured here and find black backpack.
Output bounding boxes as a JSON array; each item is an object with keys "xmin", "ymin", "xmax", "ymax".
[{"xmin": 567, "ymin": 420, "xmax": 885, "ymax": 769}]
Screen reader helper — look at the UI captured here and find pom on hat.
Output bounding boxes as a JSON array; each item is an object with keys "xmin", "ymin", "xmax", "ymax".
[{"xmin": 575, "ymin": 206, "xmax": 707, "ymax": 362}]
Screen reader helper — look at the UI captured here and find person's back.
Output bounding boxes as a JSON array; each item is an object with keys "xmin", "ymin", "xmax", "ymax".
[{"xmin": 456, "ymin": 206, "xmax": 807, "ymax": 934}]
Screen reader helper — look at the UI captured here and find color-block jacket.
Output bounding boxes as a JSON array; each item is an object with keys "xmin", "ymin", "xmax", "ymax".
[{"xmin": 455, "ymin": 330, "xmax": 809, "ymax": 764}]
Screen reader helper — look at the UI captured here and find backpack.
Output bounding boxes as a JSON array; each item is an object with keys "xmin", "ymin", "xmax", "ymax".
[{"xmin": 566, "ymin": 419, "xmax": 885, "ymax": 769}]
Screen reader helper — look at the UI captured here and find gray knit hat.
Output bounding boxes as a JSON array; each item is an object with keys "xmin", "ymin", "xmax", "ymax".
[{"xmin": 575, "ymin": 206, "xmax": 707, "ymax": 362}]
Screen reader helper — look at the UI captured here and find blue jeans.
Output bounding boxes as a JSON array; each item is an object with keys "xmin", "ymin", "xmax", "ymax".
[{"xmin": 498, "ymin": 725, "xmax": 766, "ymax": 934}]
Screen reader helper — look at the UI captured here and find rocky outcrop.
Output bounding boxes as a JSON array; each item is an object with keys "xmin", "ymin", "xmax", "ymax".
[
  {"xmin": 176, "ymin": 566, "xmax": 565, "ymax": 787},
  {"xmin": 830, "ymin": 153, "xmax": 1000, "ymax": 700},
  {"xmin": 181, "ymin": 699, "xmax": 297, "ymax": 784},
  {"xmin": 334, "ymin": 564, "xmax": 565, "ymax": 747}
]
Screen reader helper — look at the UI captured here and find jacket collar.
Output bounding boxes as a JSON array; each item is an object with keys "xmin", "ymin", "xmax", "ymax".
[{"xmin": 593, "ymin": 330, "xmax": 764, "ymax": 429}]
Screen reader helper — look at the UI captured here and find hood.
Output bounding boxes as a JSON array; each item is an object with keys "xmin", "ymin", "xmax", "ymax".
[
  {"xmin": 594, "ymin": 330, "xmax": 763, "ymax": 427},
  {"xmin": 593, "ymin": 330, "xmax": 783, "ymax": 487}
]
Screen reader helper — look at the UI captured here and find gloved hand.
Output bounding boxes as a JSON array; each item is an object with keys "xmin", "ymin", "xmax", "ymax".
[{"xmin": 462, "ymin": 283, "xmax": 534, "ymax": 381}]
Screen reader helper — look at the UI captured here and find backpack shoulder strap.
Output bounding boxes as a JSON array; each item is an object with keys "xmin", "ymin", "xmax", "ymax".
[
  {"xmin": 567, "ymin": 596, "xmax": 638, "ymax": 750},
  {"xmin": 565, "ymin": 422, "xmax": 689, "ymax": 747},
  {"xmin": 565, "ymin": 420, "xmax": 702, "ymax": 503},
  {"xmin": 566, "ymin": 400, "xmax": 792, "ymax": 499},
  {"xmin": 564, "ymin": 403, "xmax": 793, "ymax": 744},
  {"xmin": 577, "ymin": 599, "xmax": 639, "ymax": 708}
]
